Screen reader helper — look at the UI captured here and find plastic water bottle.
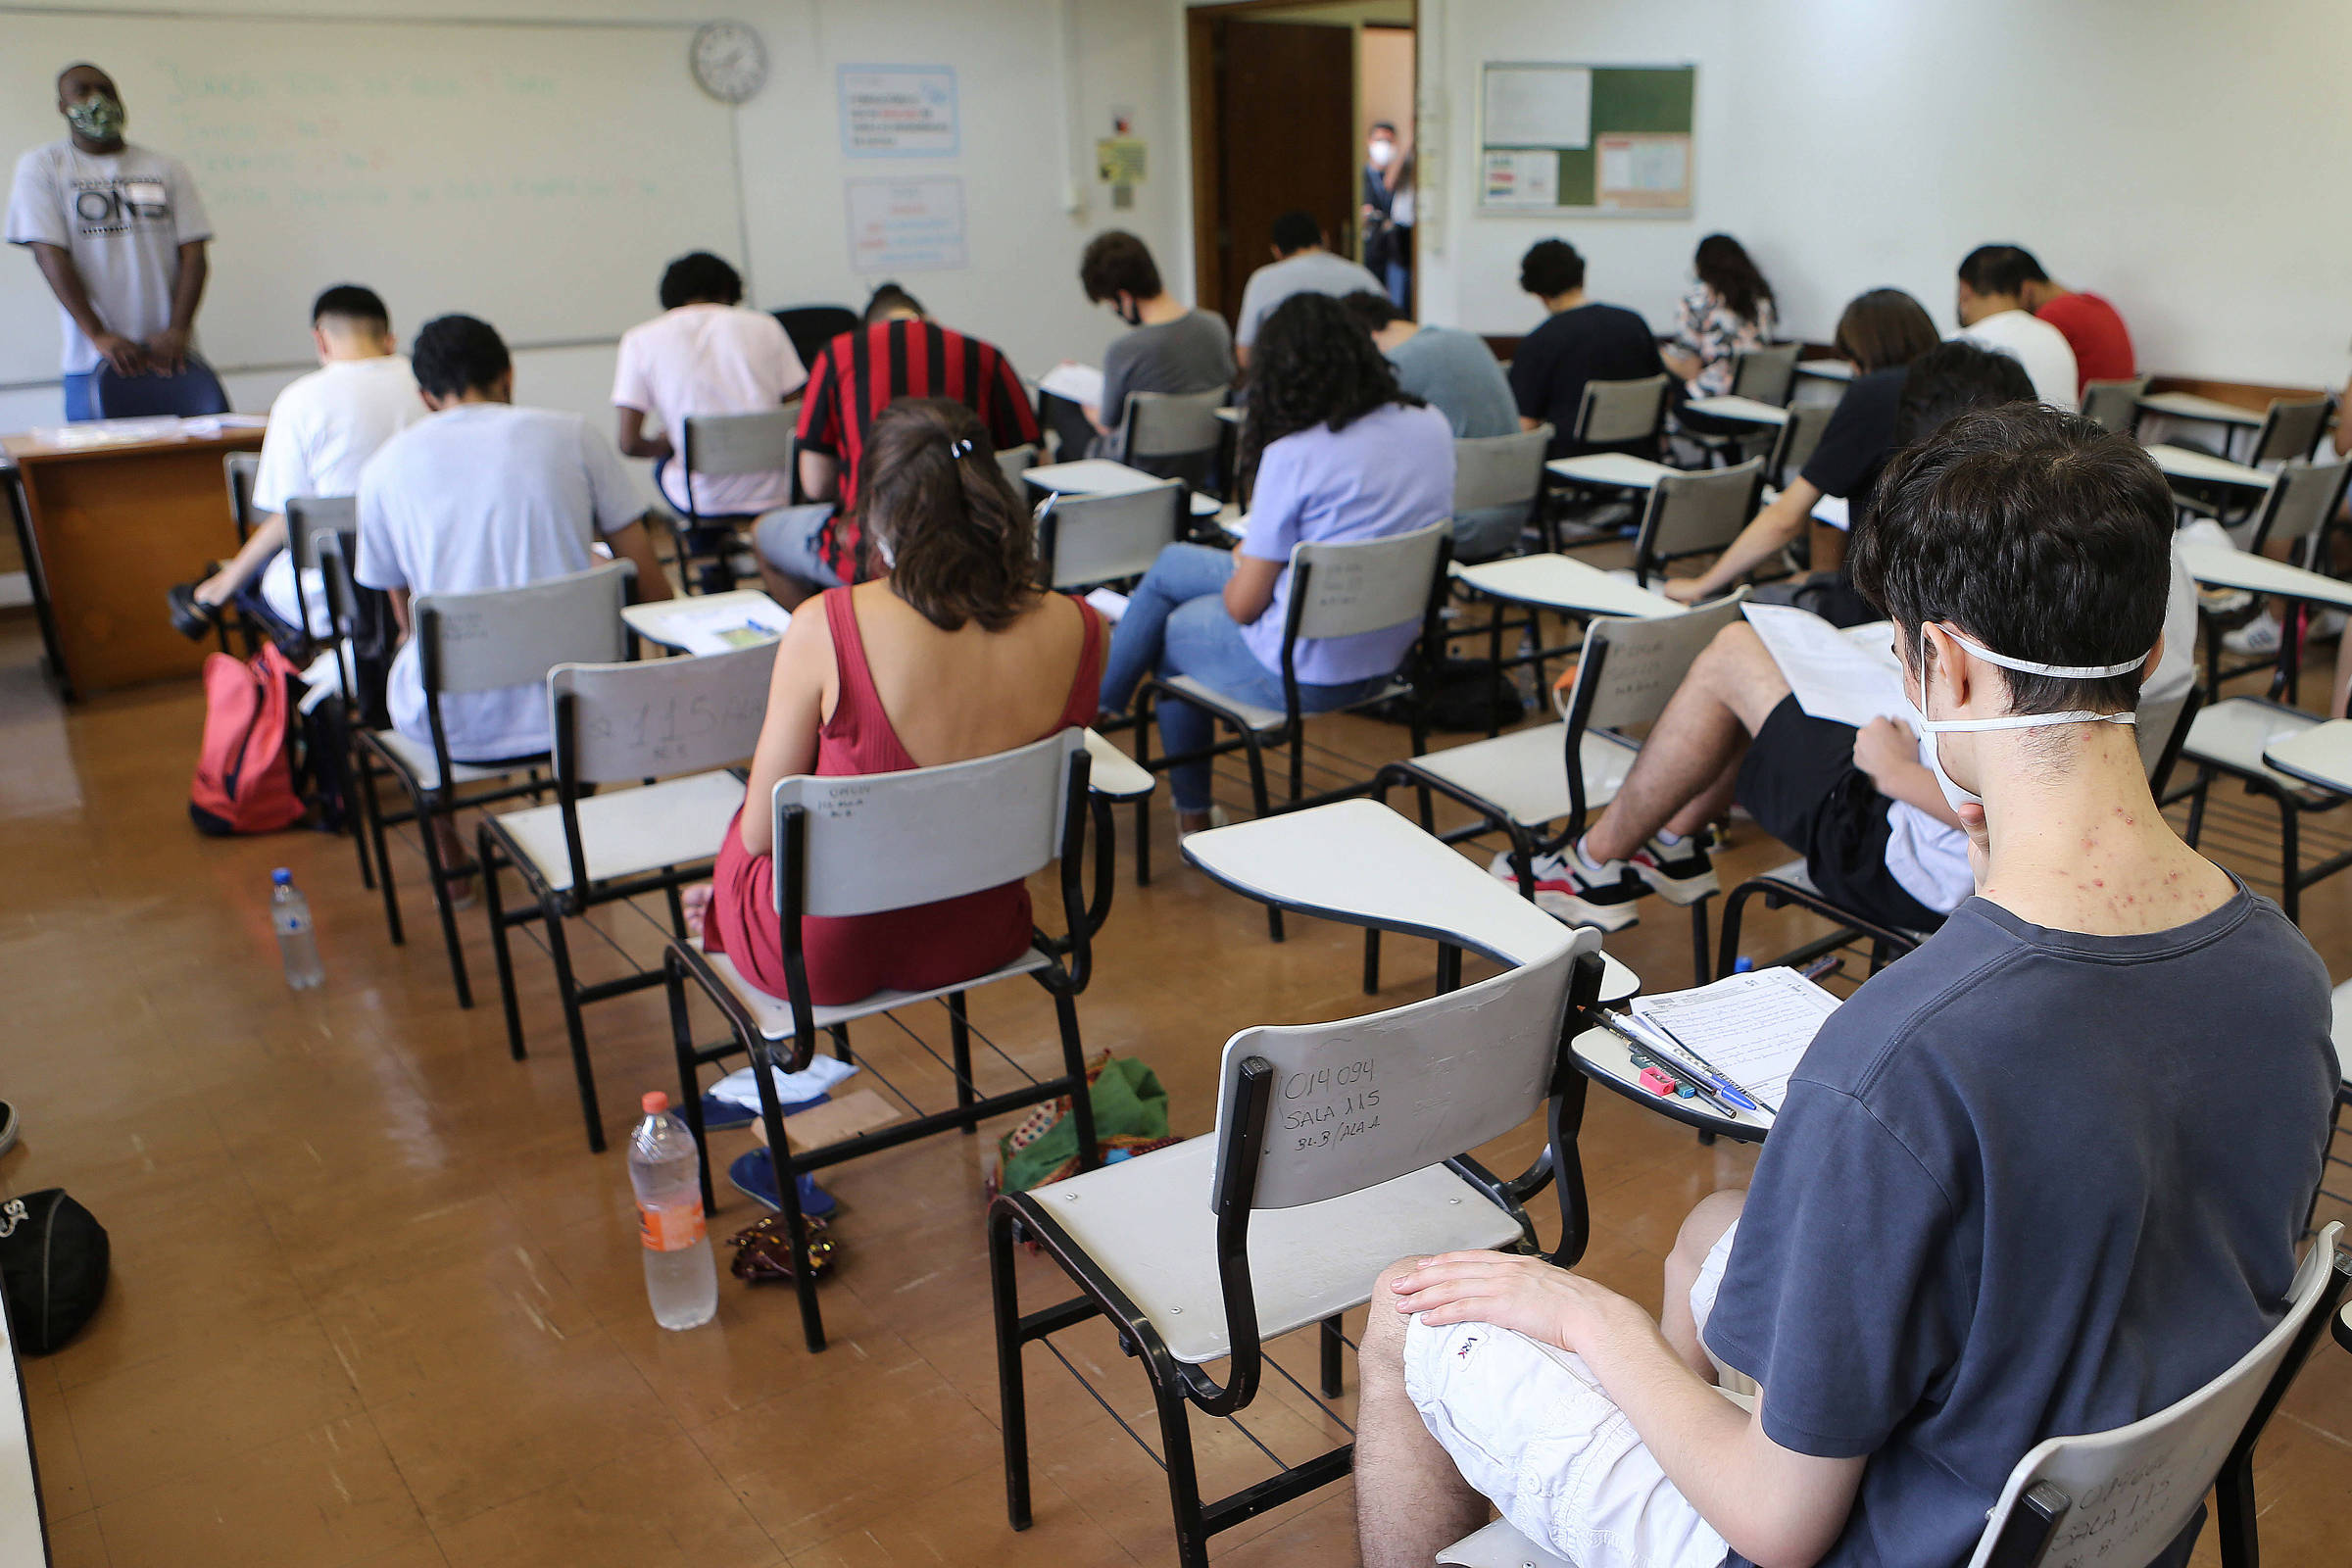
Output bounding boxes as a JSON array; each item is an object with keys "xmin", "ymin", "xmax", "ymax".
[
  {"xmin": 270, "ymin": 869, "xmax": 324, "ymax": 990},
  {"xmin": 628, "ymin": 1093, "xmax": 717, "ymax": 1330}
]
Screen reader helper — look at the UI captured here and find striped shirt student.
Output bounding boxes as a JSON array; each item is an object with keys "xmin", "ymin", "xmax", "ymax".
[{"xmin": 785, "ymin": 286, "xmax": 1039, "ymax": 586}]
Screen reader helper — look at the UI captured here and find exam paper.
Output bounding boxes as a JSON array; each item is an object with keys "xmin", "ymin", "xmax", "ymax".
[
  {"xmin": 1743, "ymin": 603, "xmax": 1911, "ymax": 730},
  {"xmin": 1039, "ymin": 363, "xmax": 1105, "ymax": 408},
  {"xmin": 1629, "ymin": 966, "xmax": 1841, "ymax": 1112},
  {"xmin": 652, "ymin": 600, "xmax": 791, "ymax": 658}
]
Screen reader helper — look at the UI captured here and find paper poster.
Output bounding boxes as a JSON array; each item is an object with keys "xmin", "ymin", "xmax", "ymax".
[
  {"xmin": 1596, "ymin": 133, "xmax": 1691, "ymax": 210},
  {"xmin": 1095, "ymin": 136, "xmax": 1147, "ymax": 185},
  {"xmin": 1483, "ymin": 65, "xmax": 1592, "ymax": 149},
  {"xmin": 838, "ymin": 66, "xmax": 959, "ymax": 157},
  {"xmin": 1481, "ymin": 149, "xmax": 1558, "ymax": 208},
  {"xmin": 845, "ymin": 176, "xmax": 966, "ymax": 273}
]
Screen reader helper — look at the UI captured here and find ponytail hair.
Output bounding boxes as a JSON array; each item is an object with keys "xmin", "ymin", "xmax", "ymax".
[{"xmin": 855, "ymin": 399, "xmax": 1040, "ymax": 632}]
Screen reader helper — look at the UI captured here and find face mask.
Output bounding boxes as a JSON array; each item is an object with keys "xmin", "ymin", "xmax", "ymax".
[
  {"xmin": 875, "ymin": 535, "xmax": 897, "ymax": 569},
  {"xmin": 1909, "ymin": 626, "xmax": 2148, "ymax": 812},
  {"xmin": 1115, "ymin": 297, "xmax": 1142, "ymax": 328},
  {"xmin": 1367, "ymin": 140, "xmax": 1394, "ymax": 169},
  {"xmin": 66, "ymin": 94, "xmax": 124, "ymax": 142}
]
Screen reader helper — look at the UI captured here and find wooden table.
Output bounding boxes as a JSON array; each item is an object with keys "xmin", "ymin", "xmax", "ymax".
[{"xmin": 4, "ymin": 422, "xmax": 265, "ymax": 698}]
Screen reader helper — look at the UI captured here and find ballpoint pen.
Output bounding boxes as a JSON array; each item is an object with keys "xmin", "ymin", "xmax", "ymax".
[
  {"xmin": 1632, "ymin": 1010, "xmax": 1776, "ymax": 1116},
  {"xmin": 1592, "ymin": 1011, "xmax": 1740, "ymax": 1118}
]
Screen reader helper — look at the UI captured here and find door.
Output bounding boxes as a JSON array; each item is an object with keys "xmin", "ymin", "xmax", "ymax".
[{"xmin": 1200, "ymin": 19, "xmax": 1356, "ymax": 329}]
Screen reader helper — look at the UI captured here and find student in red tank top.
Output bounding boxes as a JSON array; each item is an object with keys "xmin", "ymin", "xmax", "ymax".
[
  {"xmin": 689, "ymin": 399, "xmax": 1103, "ymax": 1005},
  {"xmin": 2015, "ymin": 249, "xmax": 2134, "ymax": 392}
]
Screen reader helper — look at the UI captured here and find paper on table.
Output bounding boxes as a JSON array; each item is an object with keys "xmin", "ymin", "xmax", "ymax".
[
  {"xmin": 1039, "ymin": 363, "xmax": 1104, "ymax": 408},
  {"xmin": 652, "ymin": 599, "xmax": 791, "ymax": 658},
  {"xmin": 1743, "ymin": 603, "xmax": 1911, "ymax": 730},
  {"xmin": 1083, "ymin": 586, "xmax": 1129, "ymax": 623},
  {"xmin": 183, "ymin": 413, "xmax": 270, "ymax": 437},
  {"xmin": 1629, "ymin": 966, "xmax": 1841, "ymax": 1111},
  {"xmin": 1809, "ymin": 494, "xmax": 1851, "ymax": 531}
]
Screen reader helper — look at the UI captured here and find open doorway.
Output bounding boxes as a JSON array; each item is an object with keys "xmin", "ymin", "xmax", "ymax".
[{"xmin": 1186, "ymin": 0, "xmax": 1417, "ymax": 329}]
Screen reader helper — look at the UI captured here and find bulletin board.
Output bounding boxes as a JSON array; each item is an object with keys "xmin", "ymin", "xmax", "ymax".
[{"xmin": 1477, "ymin": 63, "xmax": 1694, "ymax": 217}]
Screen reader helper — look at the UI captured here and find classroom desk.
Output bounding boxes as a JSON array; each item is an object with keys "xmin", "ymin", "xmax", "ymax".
[
  {"xmin": 2138, "ymin": 391, "xmax": 2266, "ymax": 429},
  {"xmin": 620, "ymin": 588, "xmax": 786, "ymax": 653},
  {"xmin": 1212, "ymin": 406, "xmax": 1243, "ymax": 426},
  {"xmin": 2260, "ymin": 721, "xmax": 2352, "ymax": 797},
  {"xmin": 2179, "ymin": 542, "xmax": 2352, "ymax": 611},
  {"xmin": 1681, "ymin": 394, "xmax": 1789, "ymax": 427},
  {"xmin": 1452, "ymin": 554, "xmax": 1680, "ymax": 619},
  {"xmin": 2143, "ymin": 442, "xmax": 2274, "ymax": 492},
  {"xmin": 1544, "ymin": 452, "xmax": 1677, "ymax": 491},
  {"xmin": 4, "ymin": 421, "xmax": 266, "ymax": 698},
  {"xmin": 1794, "ymin": 360, "xmax": 1854, "ymax": 382},
  {"xmin": 1023, "ymin": 458, "xmax": 1225, "ymax": 520}
]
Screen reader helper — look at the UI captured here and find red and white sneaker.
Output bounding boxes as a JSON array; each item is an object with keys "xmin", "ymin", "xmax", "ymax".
[
  {"xmin": 1491, "ymin": 844, "xmax": 1646, "ymax": 932},
  {"xmin": 1631, "ymin": 830, "xmax": 1718, "ymax": 905}
]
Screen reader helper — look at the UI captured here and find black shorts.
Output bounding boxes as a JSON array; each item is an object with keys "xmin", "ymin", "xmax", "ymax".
[{"xmin": 1735, "ymin": 697, "xmax": 1945, "ymax": 934}]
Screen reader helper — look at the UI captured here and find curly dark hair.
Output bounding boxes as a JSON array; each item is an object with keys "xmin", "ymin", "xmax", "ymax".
[
  {"xmin": 1239, "ymin": 292, "xmax": 1418, "ymax": 488},
  {"xmin": 855, "ymin": 399, "xmax": 1039, "ymax": 633},
  {"xmin": 659, "ymin": 251, "xmax": 743, "ymax": 310},
  {"xmin": 1693, "ymin": 233, "xmax": 1774, "ymax": 327},
  {"xmin": 411, "ymin": 315, "xmax": 510, "ymax": 399}
]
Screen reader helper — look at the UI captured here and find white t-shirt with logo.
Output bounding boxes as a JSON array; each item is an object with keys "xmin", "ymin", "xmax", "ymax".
[
  {"xmin": 5, "ymin": 140, "xmax": 212, "ymax": 374},
  {"xmin": 612, "ymin": 303, "xmax": 806, "ymax": 516},
  {"xmin": 250, "ymin": 355, "xmax": 427, "ymax": 630},
  {"xmin": 1955, "ymin": 309, "xmax": 2080, "ymax": 413},
  {"xmin": 354, "ymin": 404, "xmax": 644, "ymax": 761}
]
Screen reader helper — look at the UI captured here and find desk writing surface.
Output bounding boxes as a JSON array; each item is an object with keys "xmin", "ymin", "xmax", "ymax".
[
  {"xmin": 2261, "ymin": 721, "xmax": 2352, "ymax": 795},
  {"xmin": 621, "ymin": 589, "xmax": 786, "ymax": 653},
  {"xmin": 1453, "ymin": 554, "xmax": 1679, "ymax": 619},
  {"xmin": 1022, "ymin": 459, "xmax": 1165, "ymax": 496},
  {"xmin": 1793, "ymin": 360, "xmax": 1853, "ymax": 382},
  {"xmin": 1572, "ymin": 1023, "xmax": 1770, "ymax": 1138},
  {"xmin": 2137, "ymin": 391, "xmax": 2266, "ymax": 427},
  {"xmin": 2178, "ymin": 542, "xmax": 2352, "ymax": 611},
  {"xmin": 1545, "ymin": 452, "xmax": 1674, "ymax": 491},
  {"xmin": 1682, "ymin": 394, "xmax": 1789, "ymax": 427},
  {"xmin": 2143, "ymin": 443, "xmax": 2273, "ymax": 491}
]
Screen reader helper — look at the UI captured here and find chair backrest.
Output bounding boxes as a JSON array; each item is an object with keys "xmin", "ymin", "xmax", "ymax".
[
  {"xmin": 996, "ymin": 442, "xmax": 1040, "ymax": 490},
  {"xmin": 2080, "ymin": 376, "xmax": 2149, "ymax": 436},
  {"xmin": 773, "ymin": 305, "xmax": 860, "ymax": 368},
  {"xmin": 1210, "ymin": 932, "xmax": 1597, "ymax": 1211},
  {"xmin": 681, "ymin": 409, "xmax": 798, "ymax": 494},
  {"xmin": 2135, "ymin": 685, "xmax": 2199, "ymax": 790},
  {"xmin": 1453, "ymin": 425, "xmax": 1552, "ymax": 515},
  {"xmin": 1728, "ymin": 342, "xmax": 1801, "ymax": 407},
  {"xmin": 91, "ymin": 356, "xmax": 230, "ymax": 418},
  {"xmin": 772, "ymin": 727, "xmax": 1084, "ymax": 919},
  {"xmin": 415, "ymin": 563, "xmax": 631, "ymax": 699},
  {"xmin": 2252, "ymin": 396, "xmax": 2332, "ymax": 466},
  {"xmin": 1962, "ymin": 1225, "xmax": 2347, "ymax": 1568},
  {"xmin": 1039, "ymin": 482, "xmax": 1185, "ymax": 590},
  {"xmin": 1572, "ymin": 374, "xmax": 1670, "ymax": 447},
  {"xmin": 1767, "ymin": 401, "xmax": 1836, "ymax": 490},
  {"xmin": 1563, "ymin": 592, "xmax": 1750, "ymax": 738},
  {"xmin": 2245, "ymin": 457, "xmax": 2352, "ymax": 562},
  {"xmin": 1120, "ymin": 386, "xmax": 1230, "ymax": 461},
  {"xmin": 1287, "ymin": 518, "xmax": 1453, "ymax": 642},
  {"xmin": 1636, "ymin": 458, "xmax": 1765, "ymax": 581},
  {"xmin": 223, "ymin": 452, "xmax": 260, "ymax": 540},
  {"xmin": 282, "ymin": 494, "xmax": 358, "ymax": 576},
  {"xmin": 550, "ymin": 640, "xmax": 777, "ymax": 787}
]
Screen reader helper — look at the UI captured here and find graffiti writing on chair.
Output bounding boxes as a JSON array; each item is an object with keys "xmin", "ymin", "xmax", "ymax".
[
  {"xmin": 1282, "ymin": 1059, "xmax": 1380, "ymax": 1152},
  {"xmin": 584, "ymin": 693, "xmax": 767, "ymax": 771}
]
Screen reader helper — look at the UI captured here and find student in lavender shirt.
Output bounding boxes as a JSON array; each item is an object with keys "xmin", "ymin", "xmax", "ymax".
[{"xmin": 1099, "ymin": 293, "xmax": 1452, "ymax": 833}]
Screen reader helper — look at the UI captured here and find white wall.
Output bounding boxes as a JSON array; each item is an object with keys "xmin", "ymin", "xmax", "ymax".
[{"xmin": 1415, "ymin": 0, "xmax": 2352, "ymax": 388}]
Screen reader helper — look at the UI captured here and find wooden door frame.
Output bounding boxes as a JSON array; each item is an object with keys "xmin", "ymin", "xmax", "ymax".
[{"xmin": 1186, "ymin": 0, "xmax": 1418, "ymax": 324}]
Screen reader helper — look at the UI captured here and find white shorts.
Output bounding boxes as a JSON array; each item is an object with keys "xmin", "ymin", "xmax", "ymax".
[
  {"xmin": 259, "ymin": 552, "xmax": 330, "ymax": 636},
  {"xmin": 1402, "ymin": 1224, "xmax": 1740, "ymax": 1568}
]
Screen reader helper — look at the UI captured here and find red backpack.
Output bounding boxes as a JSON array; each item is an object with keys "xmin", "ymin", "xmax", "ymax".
[{"xmin": 189, "ymin": 644, "xmax": 308, "ymax": 836}]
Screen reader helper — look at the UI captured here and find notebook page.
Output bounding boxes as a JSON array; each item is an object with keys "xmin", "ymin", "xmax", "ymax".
[{"xmin": 1628, "ymin": 967, "xmax": 1841, "ymax": 1110}]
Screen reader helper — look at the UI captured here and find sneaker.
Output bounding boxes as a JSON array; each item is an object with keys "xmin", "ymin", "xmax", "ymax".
[
  {"xmin": 166, "ymin": 582, "xmax": 218, "ymax": 640},
  {"xmin": 2224, "ymin": 612, "xmax": 2280, "ymax": 658},
  {"xmin": 1490, "ymin": 843, "xmax": 1646, "ymax": 932},
  {"xmin": 727, "ymin": 1148, "xmax": 838, "ymax": 1218},
  {"xmin": 1631, "ymin": 830, "xmax": 1718, "ymax": 905},
  {"xmin": 0, "ymin": 1101, "xmax": 17, "ymax": 1158}
]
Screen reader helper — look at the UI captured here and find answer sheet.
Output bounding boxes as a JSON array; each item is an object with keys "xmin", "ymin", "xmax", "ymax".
[
  {"xmin": 1629, "ymin": 965, "xmax": 1842, "ymax": 1113},
  {"xmin": 1039, "ymin": 362, "xmax": 1105, "ymax": 408},
  {"xmin": 1743, "ymin": 603, "xmax": 1911, "ymax": 730}
]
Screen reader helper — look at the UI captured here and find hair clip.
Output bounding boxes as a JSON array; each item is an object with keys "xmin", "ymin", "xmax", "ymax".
[{"xmin": 949, "ymin": 437, "xmax": 975, "ymax": 459}]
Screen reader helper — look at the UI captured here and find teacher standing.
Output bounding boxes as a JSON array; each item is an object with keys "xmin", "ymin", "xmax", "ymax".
[{"xmin": 6, "ymin": 63, "xmax": 211, "ymax": 421}]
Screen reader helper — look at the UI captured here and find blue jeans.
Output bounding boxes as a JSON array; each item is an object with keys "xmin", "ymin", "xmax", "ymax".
[
  {"xmin": 62, "ymin": 371, "xmax": 97, "ymax": 422},
  {"xmin": 1102, "ymin": 543, "xmax": 1393, "ymax": 813}
]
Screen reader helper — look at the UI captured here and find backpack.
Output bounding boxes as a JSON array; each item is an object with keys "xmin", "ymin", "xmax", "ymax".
[
  {"xmin": 0, "ymin": 1190, "xmax": 109, "ymax": 1355},
  {"xmin": 190, "ymin": 643, "xmax": 309, "ymax": 836}
]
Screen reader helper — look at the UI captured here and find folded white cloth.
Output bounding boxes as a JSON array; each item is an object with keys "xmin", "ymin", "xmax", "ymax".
[{"xmin": 710, "ymin": 1055, "xmax": 859, "ymax": 1111}]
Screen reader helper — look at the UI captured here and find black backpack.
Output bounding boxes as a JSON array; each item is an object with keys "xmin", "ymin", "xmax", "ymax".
[{"xmin": 0, "ymin": 1191, "xmax": 109, "ymax": 1355}]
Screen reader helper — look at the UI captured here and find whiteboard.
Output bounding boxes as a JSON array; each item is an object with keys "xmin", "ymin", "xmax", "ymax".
[{"xmin": 0, "ymin": 12, "xmax": 746, "ymax": 389}]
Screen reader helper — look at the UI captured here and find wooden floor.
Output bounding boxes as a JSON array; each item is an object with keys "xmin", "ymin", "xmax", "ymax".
[{"xmin": 1, "ymin": 608, "xmax": 2346, "ymax": 1568}]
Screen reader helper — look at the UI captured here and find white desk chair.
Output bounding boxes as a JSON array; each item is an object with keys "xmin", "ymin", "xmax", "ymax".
[
  {"xmin": 1118, "ymin": 385, "xmax": 1230, "ymax": 496},
  {"xmin": 990, "ymin": 934, "xmax": 1615, "ymax": 1568},
  {"xmin": 677, "ymin": 408, "xmax": 797, "ymax": 595},
  {"xmin": 280, "ymin": 494, "xmax": 357, "ymax": 650},
  {"xmin": 1629, "ymin": 458, "xmax": 1766, "ymax": 586},
  {"xmin": 1442, "ymin": 1223, "xmax": 2351, "ymax": 1568},
  {"xmin": 1036, "ymin": 477, "xmax": 1186, "ymax": 591},
  {"xmin": 664, "ymin": 727, "xmax": 1115, "ymax": 1350},
  {"xmin": 2310, "ymin": 980, "xmax": 2352, "ymax": 1237},
  {"xmin": 208, "ymin": 451, "xmax": 266, "ymax": 657},
  {"xmin": 1130, "ymin": 519, "xmax": 1454, "ymax": 908},
  {"xmin": 475, "ymin": 642, "xmax": 774, "ymax": 1152},
  {"xmin": 2194, "ymin": 459, "xmax": 2352, "ymax": 705},
  {"xmin": 996, "ymin": 441, "xmax": 1040, "ymax": 491},
  {"xmin": 1765, "ymin": 400, "xmax": 1836, "ymax": 491},
  {"xmin": 1451, "ymin": 424, "xmax": 1552, "ymax": 563},
  {"xmin": 1376, "ymin": 593, "xmax": 1750, "ymax": 985},
  {"xmin": 1570, "ymin": 373, "xmax": 1670, "ymax": 453},
  {"xmin": 1730, "ymin": 342, "xmax": 1800, "ymax": 407},
  {"xmin": 2246, "ymin": 395, "xmax": 2335, "ymax": 467},
  {"xmin": 354, "ymin": 564, "xmax": 630, "ymax": 1006},
  {"xmin": 2081, "ymin": 375, "xmax": 2150, "ymax": 436}
]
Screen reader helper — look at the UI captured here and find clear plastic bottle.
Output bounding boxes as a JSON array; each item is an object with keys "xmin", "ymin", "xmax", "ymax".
[
  {"xmin": 270, "ymin": 869, "xmax": 324, "ymax": 990},
  {"xmin": 628, "ymin": 1092, "xmax": 716, "ymax": 1330}
]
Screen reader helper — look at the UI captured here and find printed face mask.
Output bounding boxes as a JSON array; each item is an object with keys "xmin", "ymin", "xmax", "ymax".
[
  {"xmin": 66, "ymin": 94, "xmax": 124, "ymax": 142},
  {"xmin": 1909, "ymin": 625, "xmax": 2148, "ymax": 812}
]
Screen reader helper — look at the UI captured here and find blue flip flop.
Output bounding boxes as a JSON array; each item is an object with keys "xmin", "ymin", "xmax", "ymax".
[
  {"xmin": 727, "ymin": 1148, "xmax": 838, "ymax": 1218},
  {"xmin": 699, "ymin": 1087, "xmax": 832, "ymax": 1133}
]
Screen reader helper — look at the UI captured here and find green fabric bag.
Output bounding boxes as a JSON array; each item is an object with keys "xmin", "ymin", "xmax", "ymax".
[{"xmin": 999, "ymin": 1054, "xmax": 1171, "ymax": 1194}]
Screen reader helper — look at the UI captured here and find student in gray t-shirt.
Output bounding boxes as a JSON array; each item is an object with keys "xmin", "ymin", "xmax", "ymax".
[
  {"xmin": 1077, "ymin": 230, "xmax": 1237, "ymax": 464},
  {"xmin": 1341, "ymin": 289, "xmax": 1526, "ymax": 559},
  {"xmin": 5, "ymin": 64, "xmax": 212, "ymax": 421},
  {"xmin": 1233, "ymin": 210, "xmax": 1384, "ymax": 366}
]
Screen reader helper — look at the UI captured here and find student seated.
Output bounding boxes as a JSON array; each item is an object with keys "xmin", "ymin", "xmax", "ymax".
[
  {"xmin": 1661, "ymin": 289, "xmax": 1941, "ymax": 606},
  {"xmin": 168, "ymin": 284, "xmax": 423, "ymax": 640},
  {"xmin": 1661, "ymin": 233, "xmax": 1779, "ymax": 402},
  {"xmin": 1954, "ymin": 244, "xmax": 2079, "ymax": 410},
  {"xmin": 354, "ymin": 314, "xmax": 670, "ymax": 876},
  {"xmin": 1342, "ymin": 289, "xmax": 1523, "ymax": 560},
  {"xmin": 690, "ymin": 400, "xmax": 1102, "ymax": 1004},
  {"xmin": 1099, "ymin": 292, "xmax": 1452, "ymax": 835},
  {"xmin": 1508, "ymin": 239, "xmax": 1667, "ymax": 460},
  {"xmin": 1075, "ymin": 229, "xmax": 1235, "ymax": 462},
  {"xmin": 2006, "ymin": 247, "xmax": 2134, "ymax": 393},
  {"xmin": 755, "ymin": 282, "xmax": 1039, "ymax": 608},
  {"xmin": 1233, "ymin": 209, "xmax": 1384, "ymax": 369},
  {"xmin": 612, "ymin": 250, "xmax": 806, "ymax": 592},
  {"xmin": 1358, "ymin": 403, "xmax": 2335, "ymax": 1568}
]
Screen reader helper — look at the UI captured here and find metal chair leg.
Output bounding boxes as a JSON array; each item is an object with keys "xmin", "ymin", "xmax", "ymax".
[
  {"xmin": 541, "ymin": 905, "xmax": 604, "ymax": 1152},
  {"xmin": 415, "ymin": 794, "xmax": 473, "ymax": 1007},
  {"xmin": 990, "ymin": 1203, "xmax": 1036, "ymax": 1530},
  {"xmin": 665, "ymin": 953, "xmax": 717, "ymax": 1214},
  {"xmin": 360, "ymin": 751, "xmax": 405, "ymax": 946},
  {"xmin": 477, "ymin": 826, "xmax": 527, "ymax": 1061},
  {"xmin": 948, "ymin": 992, "xmax": 977, "ymax": 1133},
  {"xmin": 1320, "ymin": 1314, "xmax": 1345, "ymax": 1397}
]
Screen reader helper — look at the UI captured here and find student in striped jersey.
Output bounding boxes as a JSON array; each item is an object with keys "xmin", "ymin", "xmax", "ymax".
[{"xmin": 754, "ymin": 283, "xmax": 1040, "ymax": 607}]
